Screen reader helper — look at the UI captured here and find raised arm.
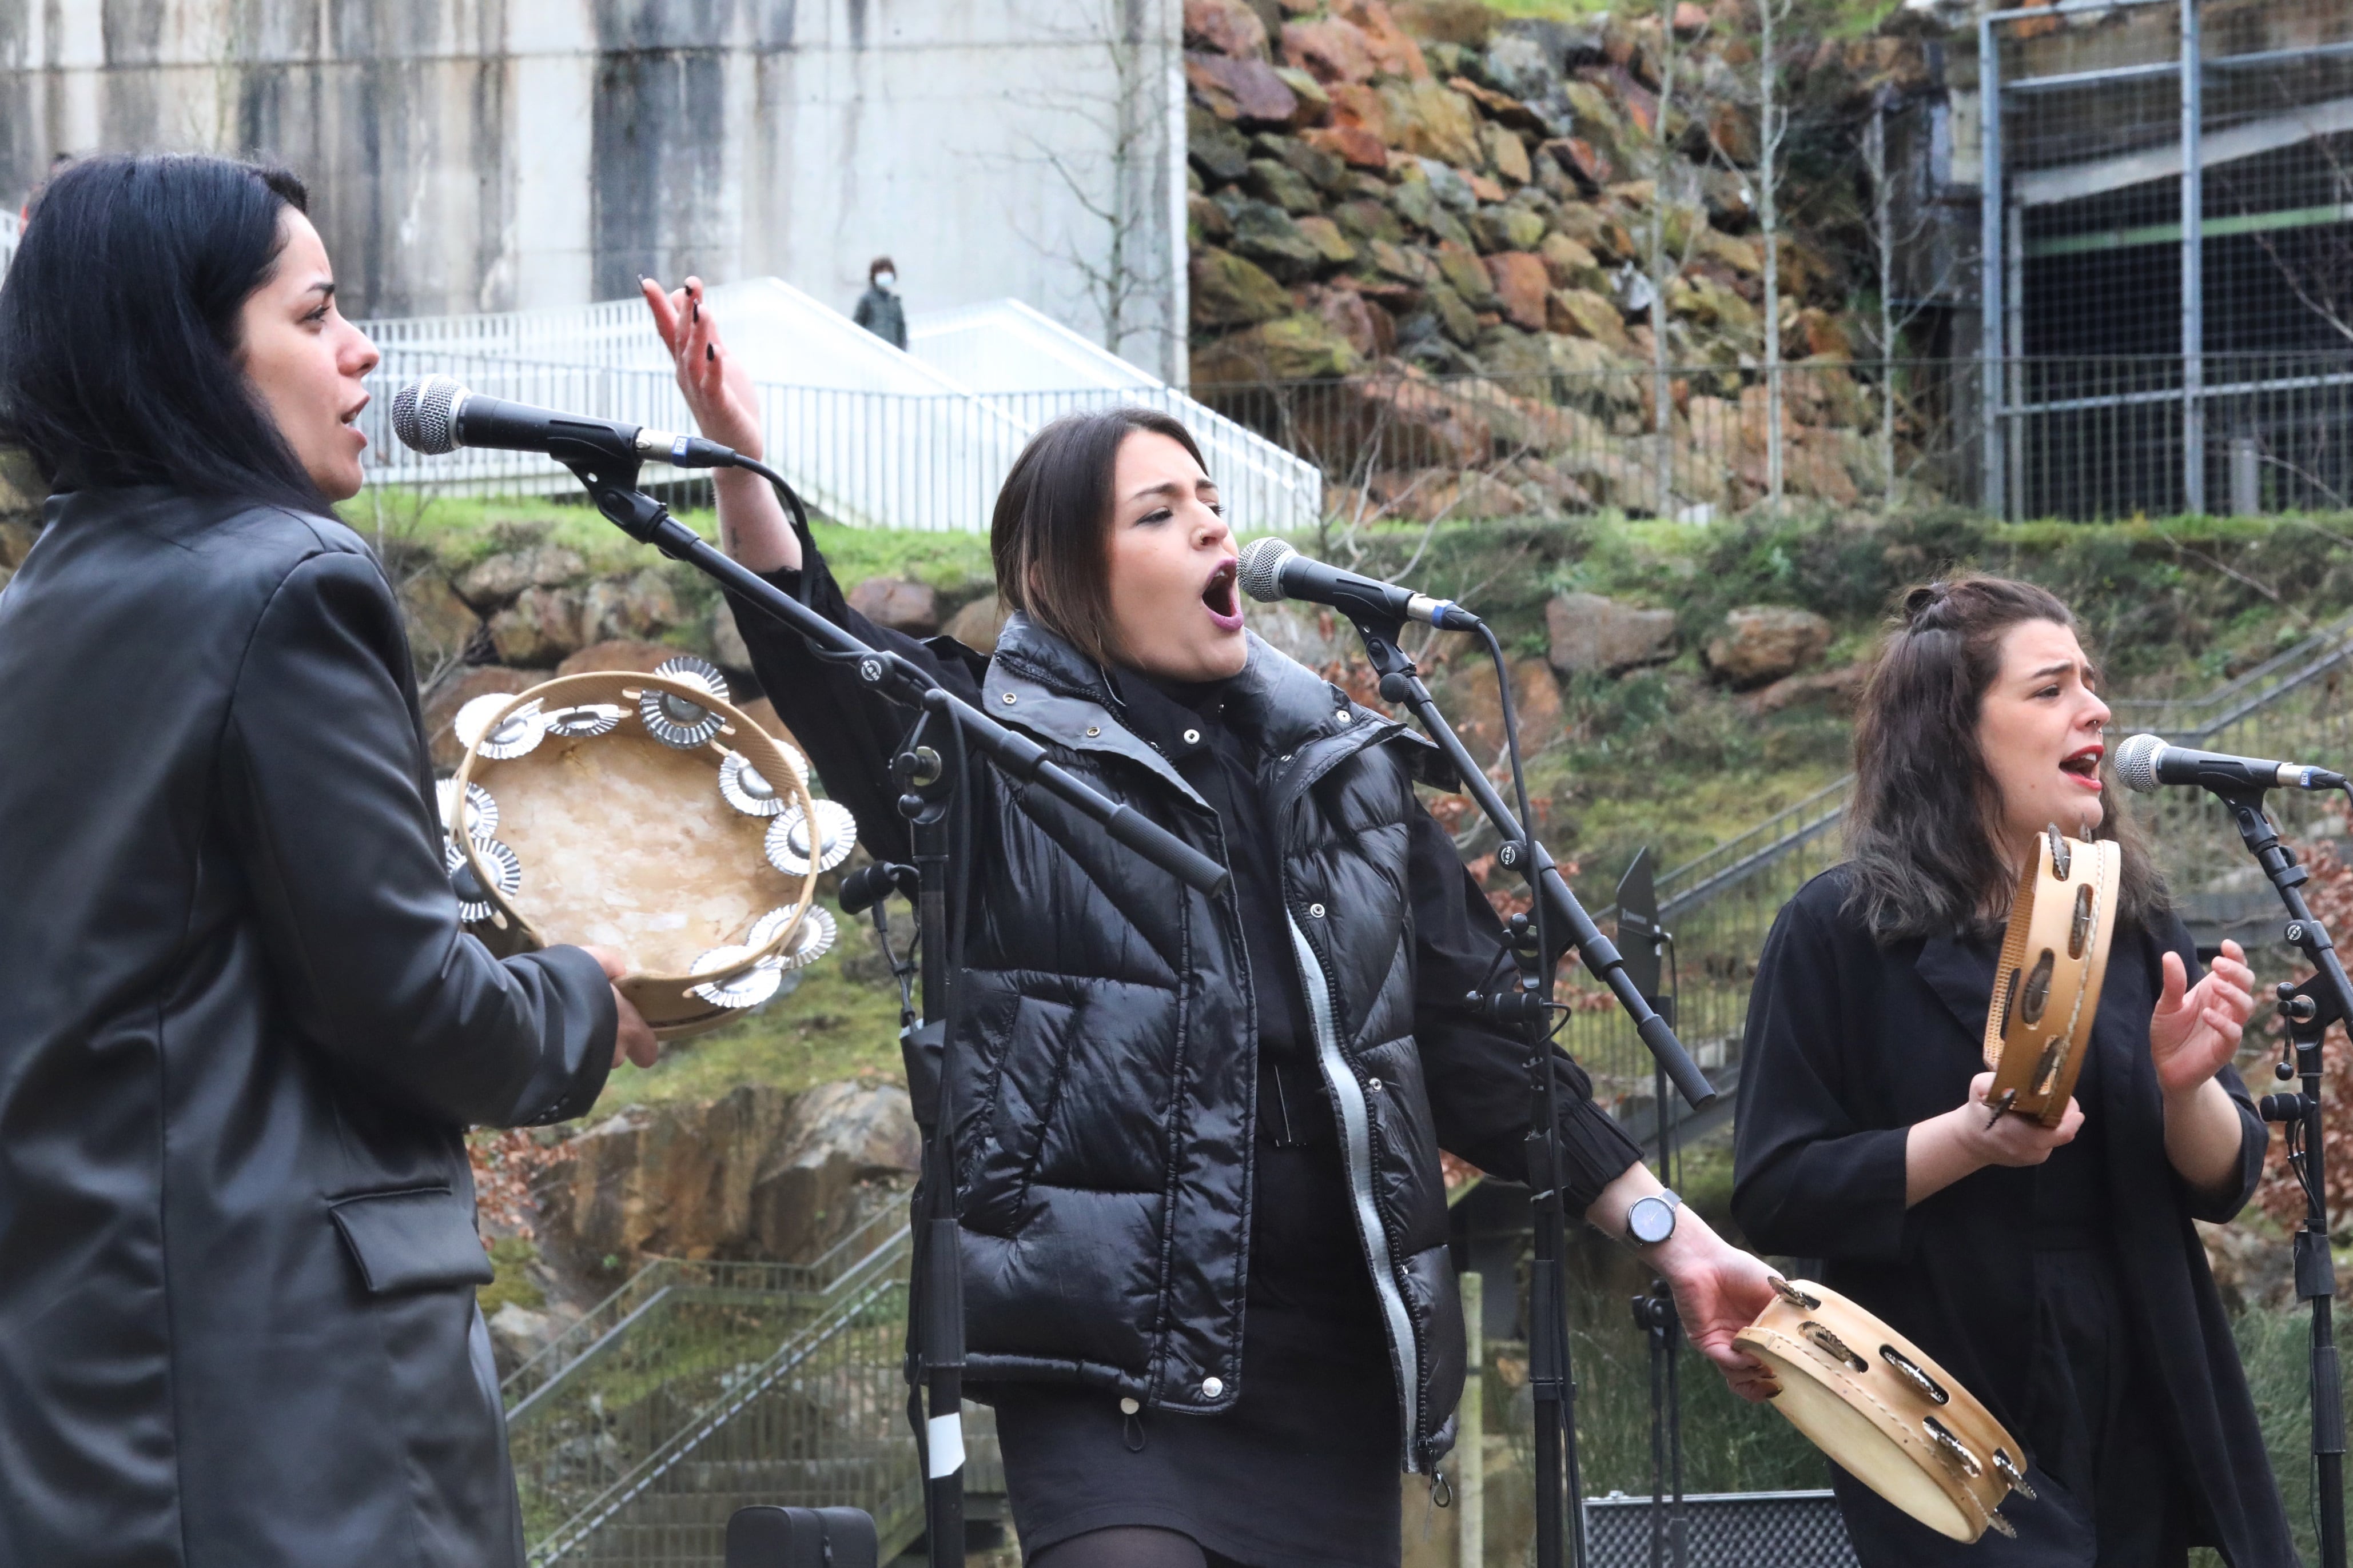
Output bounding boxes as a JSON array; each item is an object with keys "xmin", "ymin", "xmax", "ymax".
[{"xmin": 641, "ymin": 274, "xmax": 798, "ymax": 574}]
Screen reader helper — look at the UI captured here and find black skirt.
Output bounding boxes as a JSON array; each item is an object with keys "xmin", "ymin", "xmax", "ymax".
[{"xmin": 994, "ymin": 1054, "xmax": 1406, "ymax": 1567}]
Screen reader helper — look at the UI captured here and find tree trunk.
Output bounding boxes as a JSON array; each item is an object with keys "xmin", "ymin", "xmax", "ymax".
[
  {"xmin": 1651, "ymin": 0, "xmax": 1680, "ymax": 516},
  {"xmin": 1760, "ymin": 0, "xmax": 1785, "ymax": 515},
  {"xmin": 1868, "ymin": 107, "xmax": 1896, "ymax": 506}
]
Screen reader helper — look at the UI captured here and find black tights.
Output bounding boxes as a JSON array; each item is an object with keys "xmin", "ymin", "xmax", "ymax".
[{"xmin": 1029, "ymin": 1526, "xmax": 1251, "ymax": 1568}]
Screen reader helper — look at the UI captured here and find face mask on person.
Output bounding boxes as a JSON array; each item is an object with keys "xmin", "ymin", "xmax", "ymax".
[{"xmin": 875, "ymin": 272, "xmax": 897, "ymax": 291}]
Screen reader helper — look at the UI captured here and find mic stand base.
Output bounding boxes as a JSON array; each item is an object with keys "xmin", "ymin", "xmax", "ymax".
[{"xmin": 2218, "ymin": 787, "xmax": 2348, "ymax": 1568}]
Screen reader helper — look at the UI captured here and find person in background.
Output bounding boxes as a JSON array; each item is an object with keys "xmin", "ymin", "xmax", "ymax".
[
  {"xmin": 0, "ymin": 153, "xmax": 655, "ymax": 1568},
  {"xmin": 853, "ymin": 254, "xmax": 906, "ymax": 350}
]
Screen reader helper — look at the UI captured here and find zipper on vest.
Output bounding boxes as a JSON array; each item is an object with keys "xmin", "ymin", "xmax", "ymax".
[{"xmin": 1285, "ymin": 910, "xmax": 1422, "ymax": 1470}]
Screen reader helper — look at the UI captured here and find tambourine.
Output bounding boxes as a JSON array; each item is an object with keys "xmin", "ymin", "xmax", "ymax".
[
  {"xmin": 441, "ymin": 657, "xmax": 853, "ymax": 1040},
  {"xmin": 1737, "ymin": 1276, "xmax": 2034, "ymax": 1542},
  {"xmin": 1983, "ymin": 823, "xmax": 2120, "ymax": 1127}
]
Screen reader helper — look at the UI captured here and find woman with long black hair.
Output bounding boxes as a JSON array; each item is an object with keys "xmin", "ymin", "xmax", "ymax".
[
  {"xmin": 639, "ymin": 276, "xmax": 1783, "ymax": 1567},
  {"xmin": 1733, "ymin": 576, "xmax": 2293, "ymax": 1566},
  {"xmin": 0, "ymin": 155, "xmax": 650, "ymax": 1567}
]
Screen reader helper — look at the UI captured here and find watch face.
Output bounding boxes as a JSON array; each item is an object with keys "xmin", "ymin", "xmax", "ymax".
[{"xmin": 1629, "ymin": 1195, "xmax": 1676, "ymax": 1246}]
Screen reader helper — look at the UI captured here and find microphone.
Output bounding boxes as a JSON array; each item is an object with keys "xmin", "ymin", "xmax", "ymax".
[
  {"xmin": 1237, "ymin": 538, "xmax": 1482, "ymax": 630},
  {"xmin": 2112, "ymin": 732, "xmax": 2348, "ymax": 795},
  {"xmin": 389, "ymin": 374, "xmax": 741, "ymax": 470}
]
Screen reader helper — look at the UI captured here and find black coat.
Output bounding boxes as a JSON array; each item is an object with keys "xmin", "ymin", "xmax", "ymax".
[
  {"xmin": 1733, "ymin": 864, "xmax": 2292, "ymax": 1566},
  {"xmin": 0, "ymin": 488, "xmax": 616, "ymax": 1567},
  {"xmin": 731, "ymin": 540, "xmax": 1641, "ymax": 1473}
]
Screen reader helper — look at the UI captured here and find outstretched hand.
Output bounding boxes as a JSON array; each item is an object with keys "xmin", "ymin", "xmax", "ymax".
[
  {"xmin": 636, "ymin": 275, "xmax": 797, "ymax": 572},
  {"xmin": 2151, "ymin": 938, "xmax": 2255, "ymax": 1098},
  {"xmin": 638, "ymin": 274, "xmax": 765, "ymax": 460}
]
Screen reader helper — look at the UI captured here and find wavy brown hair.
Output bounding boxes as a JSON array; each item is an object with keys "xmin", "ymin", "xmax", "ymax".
[{"xmin": 1844, "ymin": 573, "xmax": 2165, "ymax": 941}]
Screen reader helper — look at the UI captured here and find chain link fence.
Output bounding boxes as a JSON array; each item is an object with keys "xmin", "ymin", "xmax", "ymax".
[{"xmin": 1980, "ymin": 0, "xmax": 2353, "ymax": 516}]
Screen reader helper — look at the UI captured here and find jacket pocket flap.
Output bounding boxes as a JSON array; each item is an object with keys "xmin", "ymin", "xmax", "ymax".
[{"xmin": 329, "ymin": 1187, "xmax": 494, "ymax": 1294}]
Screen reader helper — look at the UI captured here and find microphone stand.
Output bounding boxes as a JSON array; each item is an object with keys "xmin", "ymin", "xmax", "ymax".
[
  {"xmin": 1617, "ymin": 852, "xmax": 1686, "ymax": 1568},
  {"xmin": 2210, "ymin": 785, "xmax": 2350, "ymax": 1568},
  {"xmin": 558, "ymin": 456, "xmax": 1229, "ymax": 1568},
  {"xmin": 1337, "ymin": 615, "xmax": 1718, "ymax": 1568}
]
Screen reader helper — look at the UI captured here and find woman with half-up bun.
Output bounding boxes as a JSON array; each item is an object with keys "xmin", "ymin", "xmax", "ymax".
[
  {"xmin": 1846, "ymin": 576, "xmax": 2164, "ymax": 941},
  {"xmin": 1732, "ymin": 573, "xmax": 2288, "ymax": 1566}
]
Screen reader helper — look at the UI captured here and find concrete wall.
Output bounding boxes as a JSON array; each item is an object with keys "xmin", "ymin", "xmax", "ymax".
[{"xmin": 0, "ymin": 0, "xmax": 1189, "ymax": 379}]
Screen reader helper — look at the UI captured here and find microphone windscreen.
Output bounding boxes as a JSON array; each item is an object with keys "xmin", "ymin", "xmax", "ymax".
[
  {"xmin": 1237, "ymin": 537, "xmax": 1294, "ymax": 605},
  {"xmin": 2112, "ymin": 732, "xmax": 2165, "ymax": 794},
  {"xmin": 390, "ymin": 374, "xmax": 465, "ymax": 455}
]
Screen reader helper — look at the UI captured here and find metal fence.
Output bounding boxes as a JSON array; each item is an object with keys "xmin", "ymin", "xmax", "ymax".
[
  {"xmin": 353, "ymin": 348, "xmax": 2353, "ymax": 526},
  {"xmin": 1559, "ymin": 609, "xmax": 2353, "ymax": 1108},
  {"xmin": 1980, "ymin": 0, "xmax": 2353, "ymax": 516},
  {"xmin": 359, "ymin": 349, "xmax": 1322, "ymax": 537},
  {"xmin": 1583, "ymin": 1490, "xmax": 1857, "ymax": 1568},
  {"xmin": 1205, "ymin": 352, "xmax": 2353, "ymax": 525},
  {"xmin": 1199, "ymin": 359, "xmax": 1966, "ymax": 525},
  {"xmin": 509, "ymin": 1211, "xmax": 914, "ymax": 1561},
  {"xmin": 353, "ymin": 279, "xmax": 1324, "ymax": 536},
  {"xmin": 504, "ymin": 1207, "xmax": 904, "ymax": 1418}
]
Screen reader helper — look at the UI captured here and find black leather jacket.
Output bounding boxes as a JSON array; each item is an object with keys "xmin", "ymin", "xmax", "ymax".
[
  {"xmin": 0, "ymin": 488, "xmax": 616, "ymax": 1567},
  {"xmin": 735, "ymin": 538, "xmax": 1641, "ymax": 1474}
]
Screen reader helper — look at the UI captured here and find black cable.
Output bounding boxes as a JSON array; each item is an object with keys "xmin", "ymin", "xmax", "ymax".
[
  {"xmin": 1474, "ymin": 619, "xmax": 1587, "ymax": 1565},
  {"xmin": 727, "ymin": 453, "xmax": 814, "ymax": 540},
  {"xmin": 1474, "ymin": 621, "xmax": 1549, "ymax": 1024}
]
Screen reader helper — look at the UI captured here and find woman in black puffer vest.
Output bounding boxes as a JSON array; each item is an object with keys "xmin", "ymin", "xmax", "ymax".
[{"xmin": 639, "ymin": 276, "xmax": 1782, "ymax": 1568}]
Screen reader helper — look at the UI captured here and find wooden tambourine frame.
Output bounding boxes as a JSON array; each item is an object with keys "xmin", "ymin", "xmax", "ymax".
[
  {"xmin": 451, "ymin": 671, "xmax": 820, "ymax": 1041},
  {"xmin": 1737, "ymin": 1277, "xmax": 2033, "ymax": 1543},
  {"xmin": 1983, "ymin": 825, "xmax": 2121, "ymax": 1128}
]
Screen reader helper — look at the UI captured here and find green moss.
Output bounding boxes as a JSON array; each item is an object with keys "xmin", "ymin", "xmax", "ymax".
[
  {"xmin": 352, "ymin": 487, "xmax": 996, "ymax": 599},
  {"xmin": 579, "ymin": 896, "xmax": 910, "ymax": 1116},
  {"xmin": 477, "ymin": 1235, "xmax": 546, "ymax": 1314}
]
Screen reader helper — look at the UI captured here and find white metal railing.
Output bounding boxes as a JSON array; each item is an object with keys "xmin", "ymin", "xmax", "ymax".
[{"xmin": 355, "ymin": 280, "xmax": 1323, "ymax": 534}]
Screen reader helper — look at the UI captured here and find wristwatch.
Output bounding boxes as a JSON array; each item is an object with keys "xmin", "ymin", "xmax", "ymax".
[{"xmin": 1627, "ymin": 1188, "xmax": 1682, "ymax": 1247}]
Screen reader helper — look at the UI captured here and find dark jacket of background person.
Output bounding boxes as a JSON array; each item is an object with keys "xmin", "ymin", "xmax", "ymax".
[
  {"xmin": 729, "ymin": 528, "xmax": 1642, "ymax": 1475},
  {"xmin": 1732, "ymin": 865, "xmax": 2290, "ymax": 1566},
  {"xmin": 853, "ymin": 282, "xmax": 907, "ymax": 349},
  {"xmin": 0, "ymin": 487, "xmax": 617, "ymax": 1567}
]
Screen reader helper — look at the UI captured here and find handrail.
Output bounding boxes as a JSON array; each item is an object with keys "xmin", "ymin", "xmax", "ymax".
[
  {"xmin": 503, "ymin": 1204, "xmax": 907, "ymax": 1410},
  {"xmin": 529, "ymin": 1226, "xmax": 918, "ymax": 1564}
]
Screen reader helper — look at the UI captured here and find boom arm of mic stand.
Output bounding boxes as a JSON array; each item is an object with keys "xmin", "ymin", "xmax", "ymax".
[
  {"xmin": 1358, "ymin": 629, "xmax": 1716, "ymax": 1110},
  {"xmin": 569, "ymin": 465, "xmax": 1230, "ymax": 898}
]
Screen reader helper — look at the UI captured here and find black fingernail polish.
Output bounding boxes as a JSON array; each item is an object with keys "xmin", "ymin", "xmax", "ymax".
[
  {"xmin": 692, "ymin": 301, "xmax": 699, "ymax": 322},
  {"xmin": 706, "ymin": 344, "xmax": 715, "ymax": 362}
]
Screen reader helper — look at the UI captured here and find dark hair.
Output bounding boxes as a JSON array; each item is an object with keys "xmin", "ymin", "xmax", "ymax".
[
  {"xmin": 869, "ymin": 256, "xmax": 896, "ymax": 280},
  {"xmin": 990, "ymin": 407, "xmax": 1209, "ymax": 669},
  {"xmin": 1845, "ymin": 573, "xmax": 2164, "ymax": 940},
  {"xmin": 0, "ymin": 153, "xmax": 329, "ymax": 513}
]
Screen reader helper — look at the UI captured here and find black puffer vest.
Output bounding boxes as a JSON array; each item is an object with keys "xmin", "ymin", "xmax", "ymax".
[{"xmin": 953, "ymin": 613, "xmax": 1464, "ymax": 1471}]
